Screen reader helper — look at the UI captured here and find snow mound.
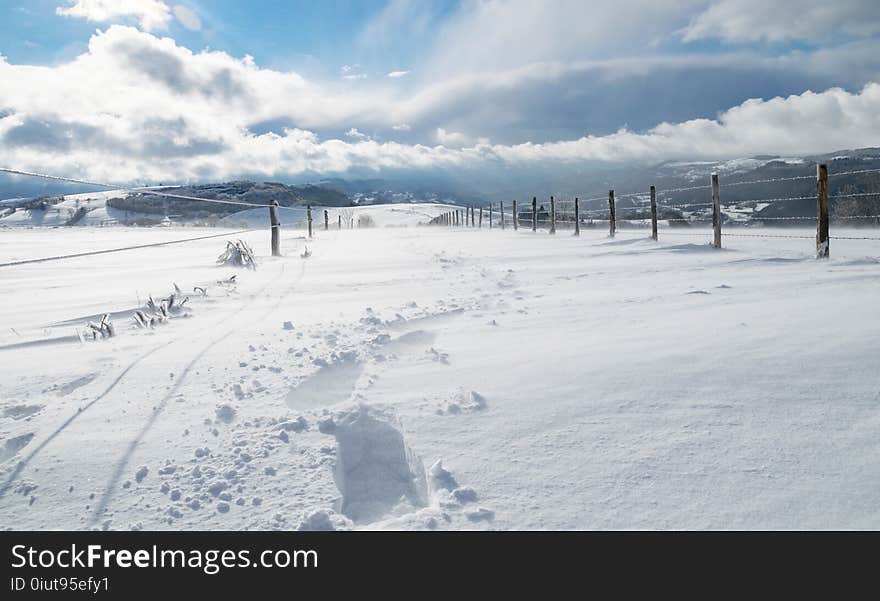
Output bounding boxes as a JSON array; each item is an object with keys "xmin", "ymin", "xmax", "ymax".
[
  {"xmin": 297, "ymin": 509, "xmax": 352, "ymax": 531},
  {"xmin": 439, "ymin": 390, "xmax": 488, "ymax": 415},
  {"xmin": 331, "ymin": 405, "xmax": 428, "ymax": 523}
]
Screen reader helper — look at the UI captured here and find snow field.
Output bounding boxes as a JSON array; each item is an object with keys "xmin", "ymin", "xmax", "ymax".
[{"xmin": 1, "ymin": 219, "xmax": 880, "ymax": 530}]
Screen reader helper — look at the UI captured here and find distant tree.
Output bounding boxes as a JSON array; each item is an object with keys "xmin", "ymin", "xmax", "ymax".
[{"xmin": 832, "ymin": 173, "xmax": 880, "ymax": 224}]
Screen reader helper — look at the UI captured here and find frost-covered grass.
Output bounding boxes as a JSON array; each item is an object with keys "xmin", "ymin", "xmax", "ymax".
[{"xmin": 1, "ymin": 216, "xmax": 880, "ymax": 530}]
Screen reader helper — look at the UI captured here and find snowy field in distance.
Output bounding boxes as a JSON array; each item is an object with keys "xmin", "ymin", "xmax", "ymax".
[{"xmin": 2, "ymin": 213, "xmax": 880, "ymax": 530}]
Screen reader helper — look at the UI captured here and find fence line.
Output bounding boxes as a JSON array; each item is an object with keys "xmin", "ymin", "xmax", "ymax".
[
  {"xmin": 5, "ymin": 163, "xmax": 880, "ymax": 261},
  {"xmin": 427, "ymin": 163, "xmax": 880, "ymax": 258},
  {"xmin": 0, "ymin": 229, "xmax": 257, "ymax": 268}
]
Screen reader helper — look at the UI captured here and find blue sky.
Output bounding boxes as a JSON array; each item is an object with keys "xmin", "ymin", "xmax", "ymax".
[
  {"xmin": 1, "ymin": 0, "xmax": 880, "ymax": 188},
  {"xmin": 1, "ymin": 1, "xmax": 457, "ymax": 77}
]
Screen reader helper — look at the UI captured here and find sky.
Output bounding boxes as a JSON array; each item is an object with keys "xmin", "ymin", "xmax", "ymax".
[{"xmin": 1, "ymin": 0, "xmax": 880, "ymax": 189}]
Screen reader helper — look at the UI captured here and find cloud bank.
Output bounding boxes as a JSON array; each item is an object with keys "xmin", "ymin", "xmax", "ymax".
[{"xmin": 2, "ymin": 1, "xmax": 880, "ymax": 187}]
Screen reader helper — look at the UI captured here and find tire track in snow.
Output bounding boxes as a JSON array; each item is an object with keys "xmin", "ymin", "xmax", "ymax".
[
  {"xmin": 0, "ymin": 262, "xmax": 292, "ymax": 501},
  {"xmin": 89, "ymin": 260, "xmax": 307, "ymax": 525},
  {"xmin": 0, "ymin": 341, "xmax": 172, "ymax": 498}
]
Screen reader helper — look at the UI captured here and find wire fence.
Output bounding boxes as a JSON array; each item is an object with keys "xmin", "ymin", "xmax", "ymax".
[
  {"xmin": 4, "ymin": 164, "xmax": 880, "ymax": 262},
  {"xmin": 427, "ymin": 165, "xmax": 880, "ymax": 257}
]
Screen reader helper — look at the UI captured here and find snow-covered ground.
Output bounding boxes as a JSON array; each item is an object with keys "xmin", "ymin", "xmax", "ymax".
[
  {"xmin": 219, "ymin": 202, "xmax": 460, "ymax": 229},
  {"xmin": 2, "ymin": 213, "xmax": 880, "ymax": 530}
]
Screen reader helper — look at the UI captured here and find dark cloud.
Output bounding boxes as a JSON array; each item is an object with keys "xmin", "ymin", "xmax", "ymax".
[
  {"xmin": 139, "ymin": 117, "xmax": 226, "ymax": 157},
  {"xmin": 390, "ymin": 50, "xmax": 880, "ymax": 145},
  {"xmin": 108, "ymin": 38, "xmax": 250, "ymax": 101},
  {"xmin": 112, "ymin": 39, "xmax": 196, "ymax": 92},
  {"xmin": 4, "ymin": 117, "xmax": 106, "ymax": 151},
  {"xmin": 3, "ymin": 115, "xmax": 225, "ymax": 159}
]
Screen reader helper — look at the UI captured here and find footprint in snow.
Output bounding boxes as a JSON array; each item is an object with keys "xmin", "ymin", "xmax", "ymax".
[{"xmin": 2, "ymin": 405, "xmax": 43, "ymax": 420}]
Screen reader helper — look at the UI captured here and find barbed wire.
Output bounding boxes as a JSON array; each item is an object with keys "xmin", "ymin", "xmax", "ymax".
[
  {"xmin": 0, "ymin": 167, "xmax": 274, "ymax": 208},
  {"xmin": 652, "ymin": 231, "xmax": 714, "ymax": 237},
  {"xmin": 656, "ymin": 183, "xmax": 713, "ymax": 194},
  {"xmin": 657, "ymin": 202, "xmax": 714, "ymax": 209},
  {"xmin": 721, "ymin": 174, "xmax": 815, "ymax": 187},
  {"xmin": 749, "ymin": 216, "xmax": 815, "ymax": 221},
  {"xmin": 828, "ymin": 168, "xmax": 880, "ymax": 178},
  {"xmin": 724, "ymin": 195, "xmax": 814, "ymax": 204},
  {"xmin": 0, "ymin": 228, "xmax": 258, "ymax": 268},
  {"xmin": 831, "ymin": 191, "xmax": 880, "ymax": 199},
  {"xmin": 579, "ymin": 168, "xmax": 880, "ymax": 202},
  {"xmin": 721, "ymin": 232, "xmax": 815, "ymax": 239}
]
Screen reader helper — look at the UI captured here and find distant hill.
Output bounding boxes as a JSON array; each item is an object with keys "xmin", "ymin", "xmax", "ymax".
[
  {"xmin": 4, "ymin": 147, "xmax": 880, "ymax": 226},
  {"xmin": 106, "ymin": 180, "xmax": 352, "ymax": 219}
]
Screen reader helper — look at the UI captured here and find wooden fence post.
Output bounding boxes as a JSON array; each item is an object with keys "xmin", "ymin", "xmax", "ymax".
[
  {"xmin": 513, "ymin": 200, "xmax": 518, "ymax": 230},
  {"xmin": 479, "ymin": 207, "xmax": 483, "ymax": 228},
  {"xmin": 550, "ymin": 196, "xmax": 556, "ymax": 234},
  {"xmin": 574, "ymin": 197, "xmax": 580, "ymax": 236},
  {"xmin": 307, "ymin": 205, "xmax": 313, "ymax": 238},
  {"xmin": 324, "ymin": 209, "xmax": 329, "ymax": 231},
  {"xmin": 500, "ymin": 201, "xmax": 505, "ymax": 229},
  {"xmin": 269, "ymin": 200, "xmax": 281, "ymax": 256},
  {"xmin": 650, "ymin": 185, "xmax": 658, "ymax": 241},
  {"xmin": 817, "ymin": 164, "xmax": 830, "ymax": 258},
  {"xmin": 489, "ymin": 204, "xmax": 493, "ymax": 229},
  {"xmin": 711, "ymin": 173, "xmax": 721, "ymax": 249},
  {"xmin": 608, "ymin": 190, "xmax": 616, "ymax": 238},
  {"xmin": 531, "ymin": 197, "xmax": 537, "ymax": 232}
]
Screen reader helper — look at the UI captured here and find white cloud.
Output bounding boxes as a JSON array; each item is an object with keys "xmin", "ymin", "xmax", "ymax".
[
  {"xmin": 340, "ymin": 64, "xmax": 367, "ymax": 80},
  {"xmin": 56, "ymin": 0, "xmax": 172, "ymax": 31},
  {"xmin": 172, "ymin": 4, "xmax": 201, "ymax": 32},
  {"xmin": 345, "ymin": 127, "xmax": 369, "ymax": 140},
  {"xmin": 2, "ymin": 25, "xmax": 880, "ymax": 186},
  {"xmin": 486, "ymin": 84, "xmax": 880, "ymax": 163},
  {"xmin": 386, "ymin": 70, "xmax": 410, "ymax": 78},
  {"xmin": 682, "ymin": 0, "xmax": 880, "ymax": 43},
  {"xmin": 434, "ymin": 128, "xmax": 469, "ymax": 147}
]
